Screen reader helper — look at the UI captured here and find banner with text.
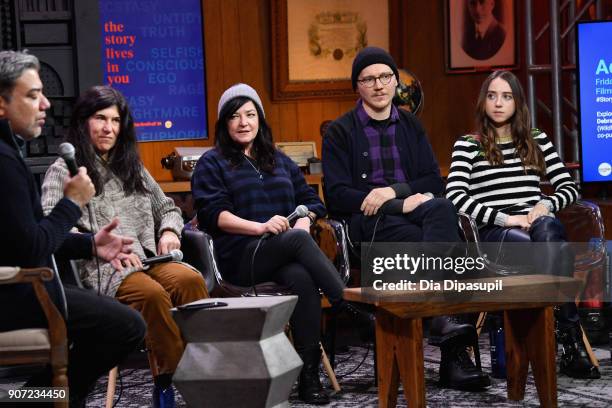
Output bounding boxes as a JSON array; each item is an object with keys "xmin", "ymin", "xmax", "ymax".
[
  {"xmin": 578, "ymin": 21, "xmax": 612, "ymax": 182},
  {"xmin": 99, "ymin": 0, "xmax": 207, "ymax": 141}
]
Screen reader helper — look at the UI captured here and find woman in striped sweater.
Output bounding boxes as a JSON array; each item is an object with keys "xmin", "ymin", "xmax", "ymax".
[{"xmin": 446, "ymin": 70, "xmax": 599, "ymax": 379}]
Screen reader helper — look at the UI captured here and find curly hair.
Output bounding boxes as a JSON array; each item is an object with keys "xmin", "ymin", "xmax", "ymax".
[
  {"xmin": 215, "ymin": 96, "xmax": 276, "ymax": 172},
  {"xmin": 66, "ymin": 85, "xmax": 148, "ymax": 196},
  {"xmin": 474, "ymin": 70, "xmax": 545, "ymax": 174}
]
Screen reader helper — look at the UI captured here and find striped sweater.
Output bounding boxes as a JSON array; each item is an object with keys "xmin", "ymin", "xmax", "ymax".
[{"xmin": 445, "ymin": 131, "xmax": 579, "ymax": 226}]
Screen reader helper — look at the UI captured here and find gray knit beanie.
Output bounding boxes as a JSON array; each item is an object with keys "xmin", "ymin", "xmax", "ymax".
[{"xmin": 217, "ymin": 83, "xmax": 265, "ymax": 118}]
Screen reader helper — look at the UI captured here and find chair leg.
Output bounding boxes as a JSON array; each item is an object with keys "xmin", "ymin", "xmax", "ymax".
[
  {"xmin": 105, "ymin": 367, "xmax": 118, "ymax": 408},
  {"xmin": 320, "ymin": 343, "xmax": 340, "ymax": 392},
  {"xmin": 581, "ymin": 325, "xmax": 600, "ymax": 367},
  {"xmin": 148, "ymin": 350, "xmax": 160, "ymax": 377},
  {"xmin": 476, "ymin": 312, "xmax": 487, "ymax": 336}
]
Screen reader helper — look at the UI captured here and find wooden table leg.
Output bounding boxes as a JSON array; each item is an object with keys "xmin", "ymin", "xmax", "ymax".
[
  {"xmin": 504, "ymin": 307, "xmax": 557, "ymax": 408},
  {"xmin": 376, "ymin": 309, "xmax": 425, "ymax": 408}
]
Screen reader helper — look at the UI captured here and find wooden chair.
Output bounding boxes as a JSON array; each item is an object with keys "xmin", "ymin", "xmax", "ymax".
[{"xmin": 0, "ymin": 267, "xmax": 68, "ymax": 408}]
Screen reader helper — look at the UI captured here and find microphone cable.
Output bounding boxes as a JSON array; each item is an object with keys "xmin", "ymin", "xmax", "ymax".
[
  {"xmin": 363, "ymin": 214, "xmax": 383, "ymax": 265},
  {"xmin": 249, "ymin": 236, "xmax": 265, "ymax": 297},
  {"xmin": 85, "ymin": 203, "xmax": 103, "ymax": 296}
]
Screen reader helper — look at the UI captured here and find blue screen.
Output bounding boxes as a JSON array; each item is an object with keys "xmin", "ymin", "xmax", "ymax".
[
  {"xmin": 99, "ymin": 0, "xmax": 207, "ymax": 141},
  {"xmin": 578, "ymin": 21, "xmax": 612, "ymax": 183}
]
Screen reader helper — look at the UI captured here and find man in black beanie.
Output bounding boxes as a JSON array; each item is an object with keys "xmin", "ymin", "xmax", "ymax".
[{"xmin": 322, "ymin": 46, "xmax": 491, "ymax": 390}]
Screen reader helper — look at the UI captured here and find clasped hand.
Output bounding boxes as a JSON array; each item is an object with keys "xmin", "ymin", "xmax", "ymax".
[
  {"xmin": 259, "ymin": 215, "xmax": 289, "ymax": 236},
  {"xmin": 505, "ymin": 204, "xmax": 550, "ymax": 230},
  {"xmin": 360, "ymin": 187, "xmax": 396, "ymax": 216},
  {"xmin": 402, "ymin": 193, "xmax": 432, "ymax": 213}
]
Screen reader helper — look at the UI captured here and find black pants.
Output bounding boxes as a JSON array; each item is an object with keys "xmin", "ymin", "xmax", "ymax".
[
  {"xmin": 357, "ymin": 198, "xmax": 461, "ymax": 243},
  {"xmin": 479, "ymin": 216, "xmax": 579, "ymax": 330},
  {"xmin": 233, "ymin": 229, "xmax": 345, "ymax": 348},
  {"xmin": 24, "ymin": 285, "xmax": 146, "ymax": 407}
]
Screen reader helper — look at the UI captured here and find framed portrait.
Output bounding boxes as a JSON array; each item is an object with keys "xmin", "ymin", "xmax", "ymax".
[
  {"xmin": 445, "ymin": 0, "xmax": 518, "ymax": 73},
  {"xmin": 271, "ymin": 0, "xmax": 389, "ymax": 101},
  {"xmin": 275, "ymin": 142, "xmax": 317, "ymax": 167}
]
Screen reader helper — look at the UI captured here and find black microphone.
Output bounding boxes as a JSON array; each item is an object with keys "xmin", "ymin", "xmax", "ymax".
[
  {"xmin": 262, "ymin": 205, "xmax": 309, "ymax": 239},
  {"xmin": 142, "ymin": 249, "xmax": 183, "ymax": 266},
  {"xmin": 58, "ymin": 142, "xmax": 79, "ymax": 176}
]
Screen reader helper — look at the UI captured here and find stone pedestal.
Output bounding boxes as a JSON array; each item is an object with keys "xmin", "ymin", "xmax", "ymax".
[{"xmin": 172, "ymin": 296, "xmax": 301, "ymax": 408}]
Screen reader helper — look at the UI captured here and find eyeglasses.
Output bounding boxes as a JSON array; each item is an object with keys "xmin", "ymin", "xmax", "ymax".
[{"xmin": 357, "ymin": 72, "xmax": 395, "ymax": 88}]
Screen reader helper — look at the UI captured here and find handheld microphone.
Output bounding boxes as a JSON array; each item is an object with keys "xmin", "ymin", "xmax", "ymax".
[
  {"xmin": 58, "ymin": 142, "xmax": 79, "ymax": 176},
  {"xmin": 261, "ymin": 205, "xmax": 309, "ymax": 239},
  {"xmin": 142, "ymin": 249, "xmax": 183, "ymax": 266}
]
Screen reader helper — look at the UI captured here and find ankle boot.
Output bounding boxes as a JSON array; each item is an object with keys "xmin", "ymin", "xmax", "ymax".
[
  {"xmin": 335, "ymin": 301, "xmax": 375, "ymax": 343},
  {"xmin": 558, "ymin": 323, "xmax": 601, "ymax": 379},
  {"xmin": 296, "ymin": 345, "xmax": 330, "ymax": 405},
  {"xmin": 439, "ymin": 340, "xmax": 491, "ymax": 390},
  {"xmin": 429, "ymin": 315, "xmax": 475, "ymax": 346}
]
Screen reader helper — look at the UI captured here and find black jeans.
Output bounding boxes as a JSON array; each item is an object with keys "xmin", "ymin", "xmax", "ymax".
[
  {"xmin": 479, "ymin": 216, "xmax": 579, "ymax": 330},
  {"xmin": 24, "ymin": 285, "xmax": 146, "ymax": 407},
  {"xmin": 357, "ymin": 198, "xmax": 461, "ymax": 243},
  {"xmin": 233, "ymin": 229, "xmax": 345, "ymax": 348}
]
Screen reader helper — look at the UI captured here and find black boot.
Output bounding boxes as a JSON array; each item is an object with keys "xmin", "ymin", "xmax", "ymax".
[
  {"xmin": 431, "ymin": 316, "xmax": 490, "ymax": 390},
  {"xmin": 439, "ymin": 340, "xmax": 491, "ymax": 390},
  {"xmin": 335, "ymin": 301, "xmax": 375, "ymax": 343},
  {"xmin": 429, "ymin": 315, "xmax": 475, "ymax": 346},
  {"xmin": 558, "ymin": 323, "xmax": 601, "ymax": 379},
  {"xmin": 296, "ymin": 345, "xmax": 330, "ymax": 405}
]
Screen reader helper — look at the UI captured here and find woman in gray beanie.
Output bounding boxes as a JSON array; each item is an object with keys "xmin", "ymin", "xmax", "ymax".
[{"xmin": 192, "ymin": 83, "xmax": 372, "ymax": 405}]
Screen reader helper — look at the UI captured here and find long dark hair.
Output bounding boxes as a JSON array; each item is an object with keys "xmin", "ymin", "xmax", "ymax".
[
  {"xmin": 67, "ymin": 86, "xmax": 147, "ymax": 196},
  {"xmin": 215, "ymin": 96, "xmax": 276, "ymax": 172},
  {"xmin": 475, "ymin": 70, "xmax": 545, "ymax": 174}
]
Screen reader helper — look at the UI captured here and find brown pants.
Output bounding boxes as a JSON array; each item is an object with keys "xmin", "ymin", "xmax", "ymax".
[{"xmin": 115, "ymin": 262, "xmax": 209, "ymax": 374}]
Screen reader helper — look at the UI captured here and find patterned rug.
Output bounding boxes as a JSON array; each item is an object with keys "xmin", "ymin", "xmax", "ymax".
[
  {"xmin": 80, "ymin": 338, "xmax": 611, "ymax": 407},
  {"xmin": 3, "ymin": 339, "xmax": 610, "ymax": 407}
]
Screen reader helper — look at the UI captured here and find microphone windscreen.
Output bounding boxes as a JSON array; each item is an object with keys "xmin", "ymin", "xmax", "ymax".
[
  {"xmin": 58, "ymin": 142, "xmax": 75, "ymax": 160},
  {"xmin": 58, "ymin": 142, "xmax": 79, "ymax": 176},
  {"xmin": 296, "ymin": 205, "xmax": 309, "ymax": 218},
  {"xmin": 171, "ymin": 249, "xmax": 183, "ymax": 262}
]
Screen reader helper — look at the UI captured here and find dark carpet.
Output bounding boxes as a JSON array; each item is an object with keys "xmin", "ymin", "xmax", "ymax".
[
  {"xmin": 81, "ymin": 338, "xmax": 611, "ymax": 407},
  {"xmin": 2, "ymin": 338, "xmax": 610, "ymax": 407}
]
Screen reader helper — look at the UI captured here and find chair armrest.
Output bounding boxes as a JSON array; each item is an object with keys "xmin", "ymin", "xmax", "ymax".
[
  {"xmin": 181, "ymin": 228, "xmax": 216, "ymax": 293},
  {"xmin": 458, "ymin": 213, "xmax": 479, "ymax": 243},
  {"xmin": 313, "ymin": 218, "xmax": 350, "ymax": 285},
  {"xmin": 557, "ymin": 200, "xmax": 607, "ymax": 272},
  {"xmin": 0, "ymin": 266, "xmax": 54, "ymax": 284},
  {"xmin": 0, "ymin": 267, "xmax": 67, "ymax": 365},
  {"xmin": 557, "ymin": 200, "xmax": 605, "ymax": 242}
]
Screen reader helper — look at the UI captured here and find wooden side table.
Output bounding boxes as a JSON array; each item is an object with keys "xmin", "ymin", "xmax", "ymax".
[{"xmin": 344, "ymin": 275, "xmax": 581, "ymax": 408}]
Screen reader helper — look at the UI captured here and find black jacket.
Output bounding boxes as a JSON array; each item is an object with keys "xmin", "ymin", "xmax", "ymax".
[
  {"xmin": 0, "ymin": 119, "xmax": 91, "ymax": 329},
  {"xmin": 322, "ymin": 108, "xmax": 444, "ymax": 216}
]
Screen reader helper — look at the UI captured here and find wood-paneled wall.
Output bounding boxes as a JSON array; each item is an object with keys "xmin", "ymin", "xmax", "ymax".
[{"xmin": 140, "ymin": 0, "xmax": 500, "ymax": 181}]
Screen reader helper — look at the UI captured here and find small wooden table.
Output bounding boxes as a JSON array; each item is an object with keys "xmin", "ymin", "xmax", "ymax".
[{"xmin": 344, "ymin": 275, "xmax": 582, "ymax": 408}]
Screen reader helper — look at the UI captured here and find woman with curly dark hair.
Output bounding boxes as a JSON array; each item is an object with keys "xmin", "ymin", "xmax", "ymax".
[
  {"xmin": 41, "ymin": 85, "xmax": 209, "ymax": 408},
  {"xmin": 446, "ymin": 70, "xmax": 598, "ymax": 379}
]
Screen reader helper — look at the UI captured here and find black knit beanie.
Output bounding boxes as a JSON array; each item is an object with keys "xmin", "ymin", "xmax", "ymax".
[{"xmin": 351, "ymin": 46, "xmax": 399, "ymax": 91}]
